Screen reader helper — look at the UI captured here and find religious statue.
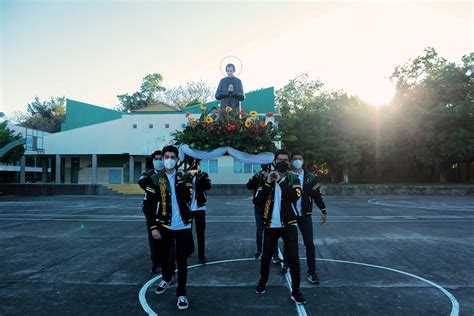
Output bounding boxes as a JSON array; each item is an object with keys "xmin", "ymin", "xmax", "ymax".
[{"xmin": 215, "ymin": 63, "xmax": 245, "ymax": 111}]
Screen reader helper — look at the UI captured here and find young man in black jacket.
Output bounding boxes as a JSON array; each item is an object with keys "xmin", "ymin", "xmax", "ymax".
[
  {"xmin": 254, "ymin": 149, "xmax": 307, "ymax": 305},
  {"xmin": 187, "ymin": 158, "xmax": 212, "ymax": 264},
  {"xmin": 138, "ymin": 150, "xmax": 164, "ymax": 274},
  {"xmin": 246, "ymin": 164, "xmax": 280, "ymax": 262},
  {"xmin": 142, "ymin": 145, "xmax": 194, "ymax": 310},
  {"xmin": 290, "ymin": 151, "xmax": 327, "ymax": 285}
]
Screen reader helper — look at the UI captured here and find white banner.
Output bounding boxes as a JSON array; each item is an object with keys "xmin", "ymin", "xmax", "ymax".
[{"xmin": 178, "ymin": 144, "xmax": 273, "ymax": 164}]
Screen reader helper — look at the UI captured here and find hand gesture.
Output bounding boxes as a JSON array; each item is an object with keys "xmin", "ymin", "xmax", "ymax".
[
  {"xmin": 151, "ymin": 229, "xmax": 162, "ymax": 240},
  {"xmin": 320, "ymin": 213, "xmax": 327, "ymax": 225},
  {"xmin": 228, "ymin": 84, "xmax": 234, "ymax": 92}
]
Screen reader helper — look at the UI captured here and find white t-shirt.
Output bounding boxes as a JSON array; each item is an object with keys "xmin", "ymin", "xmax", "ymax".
[
  {"xmin": 166, "ymin": 171, "xmax": 191, "ymax": 230},
  {"xmin": 269, "ymin": 176, "xmax": 286, "ymax": 228},
  {"xmin": 295, "ymin": 171, "xmax": 304, "ymax": 216},
  {"xmin": 191, "ymin": 176, "xmax": 206, "ymax": 211}
]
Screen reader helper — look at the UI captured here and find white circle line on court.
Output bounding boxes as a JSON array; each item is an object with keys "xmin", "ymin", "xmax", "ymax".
[{"xmin": 138, "ymin": 257, "xmax": 460, "ymax": 316}]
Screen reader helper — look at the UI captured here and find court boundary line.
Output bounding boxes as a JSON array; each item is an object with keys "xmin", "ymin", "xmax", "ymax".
[{"xmin": 138, "ymin": 257, "xmax": 460, "ymax": 316}]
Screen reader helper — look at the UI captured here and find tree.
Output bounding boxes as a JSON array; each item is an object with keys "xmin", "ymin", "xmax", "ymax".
[
  {"xmin": 281, "ymin": 81, "xmax": 371, "ymax": 183},
  {"xmin": 164, "ymin": 80, "xmax": 212, "ymax": 110},
  {"xmin": 0, "ymin": 121, "xmax": 24, "ymax": 164},
  {"xmin": 19, "ymin": 97, "xmax": 66, "ymax": 133},
  {"xmin": 275, "ymin": 73, "xmax": 324, "ymax": 115},
  {"xmin": 116, "ymin": 73, "xmax": 166, "ymax": 112},
  {"xmin": 390, "ymin": 47, "xmax": 474, "ymax": 182}
]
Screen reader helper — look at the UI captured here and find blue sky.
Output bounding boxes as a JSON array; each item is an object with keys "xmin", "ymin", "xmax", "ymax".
[{"xmin": 1, "ymin": 0, "xmax": 472, "ymax": 115}]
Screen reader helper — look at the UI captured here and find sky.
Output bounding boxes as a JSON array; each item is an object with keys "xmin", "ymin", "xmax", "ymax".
[{"xmin": 1, "ymin": 0, "xmax": 473, "ymax": 116}]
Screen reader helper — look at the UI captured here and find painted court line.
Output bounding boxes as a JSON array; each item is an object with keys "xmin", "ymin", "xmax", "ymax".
[
  {"xmin": 138, "ymin": 256, "xmax": 459, "ymax": 316},
  {"xmin": 278, "ymin": 248, "xmax": 307, "ymax": 316}
]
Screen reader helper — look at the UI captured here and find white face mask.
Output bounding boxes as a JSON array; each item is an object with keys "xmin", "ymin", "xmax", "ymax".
[
  {"xmin": 292, "ymin": 159, "xmax": 303, "ymax": 169},
  {"xmin": 164, "ymin": 158, "xmax": 177, "ymax": 170},
  {"xmin": 153, "ymin": 160, "xmax": 163, "ymax": 170}
]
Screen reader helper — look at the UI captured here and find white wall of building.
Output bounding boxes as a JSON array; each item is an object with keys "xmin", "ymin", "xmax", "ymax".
[{"xmin": 43, "ymin": 113, "xmax": 194, "ymax": 155}]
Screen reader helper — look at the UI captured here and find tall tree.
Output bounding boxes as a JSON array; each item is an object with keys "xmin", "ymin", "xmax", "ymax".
[
  {"xmin": 20, "ymin": 96, "xmax": 66, "ymax": 133},
  {"xmin": 116, "ymin": 73, "xmax": 166, "ymax": 112},
  {"xmin": 390, "ymin": 47, "xmax": 474, "ymax": 182},
  {"xmin": 0, "ymin": 121, "xmax": 25, "ymax": 164},
  {"xmin": 164, "ymin": 80, "xmax": 212, "ymax": 110}
]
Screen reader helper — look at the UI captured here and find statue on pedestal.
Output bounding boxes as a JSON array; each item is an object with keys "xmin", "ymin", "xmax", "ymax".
[{"xmin": 215, "ymin": 63, "xmax": 245, "ymax": 112}]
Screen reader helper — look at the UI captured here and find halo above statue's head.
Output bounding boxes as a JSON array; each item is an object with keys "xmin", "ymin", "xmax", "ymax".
[{"xmin": 220, "ymin": 56, "xmax": 243, "ymax": 76}]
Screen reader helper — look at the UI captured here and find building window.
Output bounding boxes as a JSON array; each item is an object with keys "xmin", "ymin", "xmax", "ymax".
[
  {"xmin": 132, "ymin": 124, "xmax": 137, "ymax": 129},
  {"xmin": 200, "ymin": 159, "xmax": 218, "ymax": 174},
  {"xmin": 149, "ymin": 124, "xmax": 153, "ymax": 129},
  {"xmin": 165, "ymin": 123, "xmax": 170, "ymax": 128},
  {"xmin": 233, "ymin": 159, "xmax": 261, "ymax": 173}
]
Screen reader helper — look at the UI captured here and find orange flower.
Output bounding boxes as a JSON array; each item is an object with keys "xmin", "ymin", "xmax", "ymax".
[
  {"xmin": 188, "ymin": 117, "xmax": 196, "ymax": 124},
  {"xmin": 185, "ymin": 112, "xmax": 190, "ymax": 117},
  {"xmin": 200, "ymin": 105, "xmax": 207, "ymax": 111},
  {"xmin": 244, "ymin": 119, "xmax": 252, "ymax": 128},
  {"xmin": 205, "ymin": 116, "xmax": 214, "ymax": 124},
  {"xmin": 249, "ymin": 111, "xmax": 258, "ymax": 118},
  {"xmin": 266, "ymin": 112, "xmax": 274, "ymax": 117},
  {"xmin": 259, "ymin": 122, "xmax": 266, "ymax": 128},
  {"xmin": 225, "ymin": 106, "xmax": 233, "ymax": 113}
]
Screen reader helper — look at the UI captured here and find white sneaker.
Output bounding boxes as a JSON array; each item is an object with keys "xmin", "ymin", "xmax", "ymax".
[
  {"xmin": 177, "ymin": 296, "xmax": 189, "ymax": 310},
  {"xmin": 155, "ymin": 280, "xmax": 169, "ymax": 294}
]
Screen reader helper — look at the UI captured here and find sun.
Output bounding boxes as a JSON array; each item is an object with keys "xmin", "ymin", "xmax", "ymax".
[{"xmin": 359, "ymin": 79, "xmax": 395, "ymax": 106}]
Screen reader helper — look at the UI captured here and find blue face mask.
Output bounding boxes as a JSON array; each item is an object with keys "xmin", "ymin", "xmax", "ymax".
[
  {"xmin": 292, "ymin": 159, "xmax": 303, "ymax": 169},
  {"xmin": 164, "ymin": 158, "xmax": 177, "ymax": 170},
  {"xmin": 153, "ymin": 160, "xmax": 164, "ymax": 170}
]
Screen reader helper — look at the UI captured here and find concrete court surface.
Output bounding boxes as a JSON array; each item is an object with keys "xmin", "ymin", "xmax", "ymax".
[{"xmin": 0, "ymin": 194, "xmax": 473, "ymax": 315}]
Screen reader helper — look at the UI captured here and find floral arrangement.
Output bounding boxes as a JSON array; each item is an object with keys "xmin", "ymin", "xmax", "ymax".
[{"xmin": 172, "ymin": 105, "xmax": 279, "ymax": 153}]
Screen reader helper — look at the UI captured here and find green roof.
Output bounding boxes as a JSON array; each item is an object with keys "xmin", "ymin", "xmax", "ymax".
[
  {"xmin": 186, "ymin": 87, "xmax": 274, "ymax": 114},
  {"xmin": 62, "ymin": 99, "xmax": 123, "ymax": 131},
  {"xmin": 62, "ymin": 87, "xmax": 274, "ymax": 130}
]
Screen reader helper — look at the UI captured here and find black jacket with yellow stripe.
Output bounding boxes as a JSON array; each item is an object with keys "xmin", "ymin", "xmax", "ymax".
[
  {"xmin": 142, "ymin": 170, "xmax": 193, "ymax": 231},
  {"xmin": 253, "ymin": 173, "xmax": 301, "ymax": 227},
  {"xmin": 297, "ymin": 171, "xmax": 327, "ymax": 215}
]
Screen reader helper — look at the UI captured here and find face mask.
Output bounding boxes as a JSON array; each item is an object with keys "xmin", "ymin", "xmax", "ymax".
[
  {"xmin": 164, "ymin": 158, "xmax": 176, "ymax": 170},
  {"xmin": 275, "ymin": 161, "xmax": 289, "ymax": 173},
  {"xmin": 292, "ymin": 159, "xmax": 303, "ymax": 169},
  {"xmin": 153, "ymin": 160, "xmax": 163, "ymax": 170}
]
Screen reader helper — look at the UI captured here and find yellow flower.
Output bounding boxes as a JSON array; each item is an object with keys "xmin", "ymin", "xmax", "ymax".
[
  {"xmin": 200, "ymin": 105, "xmax": 207, "ymax": 111},
  {"xmin": 244, "ymin": 119, "xmax": 252, "ymax": 128},
  {"xmin": 205, "ymin": 116, "xmax": 214, "ymax": 124},
  {"xmin": 225, "ymin": 106, "xmax": 233, "ymax": 113},
  {"xmin": 249, "ymin": 111, "xmax": 258, "ymax": 118},
  {"xmin": 188, "ymin": 117, "xmax": 196, "ymax": 124}
]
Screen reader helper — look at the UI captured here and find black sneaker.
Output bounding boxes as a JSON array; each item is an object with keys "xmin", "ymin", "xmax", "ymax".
[
  {"xmin": 155, "ymin": 279, "xmax": 169, "ymax": 294},
  {"xmin": 255, "ymin": 279, "xmax": 267, "ymax": 294},
  {"xmin": 177, "ymin": 296, "xmax": 189, "ymax": 310},
  {"xmin": 198, "ymin": 257, "xmax": 207, "ymax": 264},
  {"xmin": 272, "ymin": 256, "xmax": 280, "ymax": 264},
  {"xmin": 291, "ymin": 289, "xmax": 307, "ymax": 305},
  {"xmin": 308, "ymin": 273, "xmax": 320, "ymax": 285},
  {"xmin": 254, "ymin": 251, "xmax": 262, "ymax": 259},
  {"xmin": 279, "ymin": 265, "xmax": 288, "ymax": 276}
]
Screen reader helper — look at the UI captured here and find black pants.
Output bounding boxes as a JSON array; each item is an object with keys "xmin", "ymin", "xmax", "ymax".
[
  {"xmin": 260, "ymin": 225, "xmax": 300, "ymax": 291},
  {"xmin": 254, "ymin": 206, "xmax": 278, "ymax": 257},
  {"xmin": 193, "ymin": 210, "xmax": 206, "ymax": 260},
  {"xmin": 147, "ymin": 224, "xmax": 176, "ymax": 270},
  {"xmin": 158, "ymin": 226, "xmax": 194, "ymax": 296},
  {"xmin": 297, "ymin": 215, "xmax": 317, "ymax": 275}
]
